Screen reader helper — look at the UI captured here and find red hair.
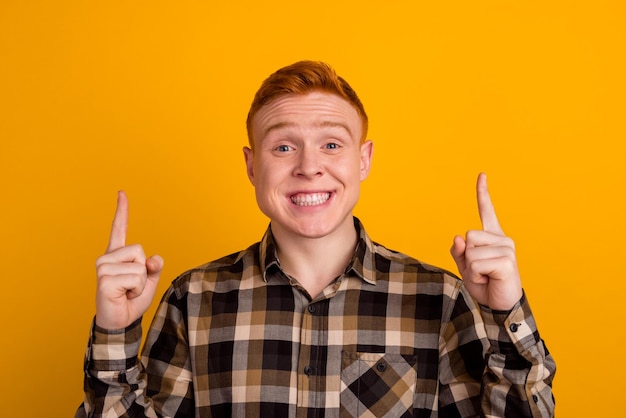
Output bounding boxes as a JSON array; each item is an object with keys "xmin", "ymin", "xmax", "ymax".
[{"xmin": 246, "ymin": 61, "xmax": 368, "ymax": 147}]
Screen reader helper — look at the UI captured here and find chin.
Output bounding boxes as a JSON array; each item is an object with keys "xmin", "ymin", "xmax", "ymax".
[
  {"xmin": 290, "ymin": 214, "xmax": 355, "ymax": 240},
  {"xmin": 286, "ymin": 221, "xmax": 333, "ymax": 239}
]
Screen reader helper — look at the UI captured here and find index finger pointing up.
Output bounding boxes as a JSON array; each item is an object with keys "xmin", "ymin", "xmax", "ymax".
[
  {"xmin": 107, "ymin": 190, "xmax": 128, "ymax": 253},
  {"xmin": 476, "ymin": 173, "xmax": 504, "ymax": 235}
]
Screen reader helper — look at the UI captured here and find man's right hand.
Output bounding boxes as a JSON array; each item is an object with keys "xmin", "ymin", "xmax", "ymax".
[{"xmin": 94, "ymin": 191, "xmax": 163, "ymax": 330}]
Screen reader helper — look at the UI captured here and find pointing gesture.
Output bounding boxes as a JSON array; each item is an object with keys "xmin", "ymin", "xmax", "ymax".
[
  {"xmin": 95, "ymin": 191, "xmax": 164, "ymax": 329},
  {"xmin": 107, "ymin": 190, "xmax": 129, "ymax": 253},
  {"xmin": 476, "ymin": 173, "xmax": 504, "ymax": 236},
  {"xmin": 450, "ymin": 174, "xmax": 523, "ymax": 310}
]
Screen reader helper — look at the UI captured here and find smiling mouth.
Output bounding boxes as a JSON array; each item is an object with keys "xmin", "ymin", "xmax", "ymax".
[{"xmin": 290, "ymin": 192, "xmax": 331, "ymax": 206}]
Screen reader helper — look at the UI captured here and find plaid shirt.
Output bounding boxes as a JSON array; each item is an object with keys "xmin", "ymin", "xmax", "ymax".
[{"xmin": 77, "ymin": 218, "xmax": 555, "ymax": 417}]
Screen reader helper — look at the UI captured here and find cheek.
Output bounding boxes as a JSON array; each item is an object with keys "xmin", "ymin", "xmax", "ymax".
[
  {"xmin": 254, "ymin": 169, "xmax": 282, "ymax": 194},
  {"xmin": 334, "ymin": 165, "xmax": 362, "ymax": 187},
  {"xmin": 349, "ymin": 156, "xmax": 367, "ymax": 180}
]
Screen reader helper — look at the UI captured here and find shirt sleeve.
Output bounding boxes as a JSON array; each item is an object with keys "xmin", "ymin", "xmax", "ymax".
[
  {"xmin": 438, "ymin": 281, "xmax": 556, "ymax": 417},
  {"xmin": 75, "ymin": 285, "xmax": 194, "ymax": 418},
  {"xmin": 480, "ymin": 291, "xmax": 556, "ymax": 417}
]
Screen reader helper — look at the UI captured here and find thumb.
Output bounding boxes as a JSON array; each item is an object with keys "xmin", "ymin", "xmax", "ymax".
[
  {"xmin": 146, "ymin": 255, "xmax": 164, "ymax": 281},
  {"xmin": 450, "ymin": 235, "xmax": 467, "ymax": 272}
]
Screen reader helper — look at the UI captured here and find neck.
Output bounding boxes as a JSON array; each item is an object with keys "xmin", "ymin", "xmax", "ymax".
[{"xmin": 271, "ymin": 217, "xmax": 358, "ymax": 298}]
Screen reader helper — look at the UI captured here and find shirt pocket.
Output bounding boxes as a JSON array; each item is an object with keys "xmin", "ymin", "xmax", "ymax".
[{"xmin": 340, "ymin": 351, "xmax": 417, "ymax": 418}]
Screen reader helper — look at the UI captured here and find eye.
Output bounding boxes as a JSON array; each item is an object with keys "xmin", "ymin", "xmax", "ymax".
[
  {"xmin": 324, "ymin": 142, "xmax": 340, "ymax": 150},
  {"xmin": 275, "ymin": 144, "xmax": 293, "ymax": 152}
]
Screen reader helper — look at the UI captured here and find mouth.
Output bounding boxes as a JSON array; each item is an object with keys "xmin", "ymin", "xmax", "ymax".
[{"xmin": 290, "ymin": 192, "xmax": 332, "ymax": 207}]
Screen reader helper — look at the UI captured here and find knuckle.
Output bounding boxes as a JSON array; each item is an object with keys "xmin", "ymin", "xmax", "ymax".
[
  {"xmin": 96, "ymin": 274, "xmax": 113, "ymax": 291},
  {"xmin": 467, "ymin": 258, "xmax": 480, "ymax": 272},
  {"xmin": 128, "ymin": 243, "xmax": 146, "ymax": 258},
  {"xmin": 465, "ymin": 230, "xmax": 480, "ymax": 246},
  {"xmin": 507, "ymin": 247, "xmax": 517, "ymax": 259},
  {"xmin": 506, "ymin": 238, "xmax": 516, "ymax": 251},
  {"xmin": 505, "ymin": 256, "xmax": 518, "ymax": 271},
  {"xmin": 500, "ymin": 245, "xmax": 516, "ymax": 260},
  {"xmin": 95, "ymin": 264, "xmax": 106, "ymax": 277},
  {"xmin": 95, "ymin": 254, "xmax": 109, "ymax": 267}
]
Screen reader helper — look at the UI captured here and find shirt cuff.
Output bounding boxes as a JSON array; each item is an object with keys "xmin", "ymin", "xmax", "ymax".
[
  {"xmin": 479, "ymin": 291, "xmax": 542, "ymax": 355},
  {"xmin": 87, "ymin": 317, "xmax": 143, "ymax": 372}
]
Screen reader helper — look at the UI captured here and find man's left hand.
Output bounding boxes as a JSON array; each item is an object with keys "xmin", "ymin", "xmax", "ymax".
[{"xmin": 450, "ymin": 173, "xmax": 523, "ymax": 311}]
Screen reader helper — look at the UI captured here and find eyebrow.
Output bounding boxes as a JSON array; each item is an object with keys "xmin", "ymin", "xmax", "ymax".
[{"xmin": 262, "ymin": 120, "xmax": 353, "ymax": 139}]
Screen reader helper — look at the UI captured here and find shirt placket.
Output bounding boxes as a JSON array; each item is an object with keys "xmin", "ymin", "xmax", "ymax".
[{"xmin": 296, "ymin": 296, "xmax": 330, "ymax": 418}]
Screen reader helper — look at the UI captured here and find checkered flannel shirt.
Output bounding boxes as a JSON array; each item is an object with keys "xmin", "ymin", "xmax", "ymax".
[{"xmin": 77, "ymin": 218, "xmax": 555, "ymax": 417}]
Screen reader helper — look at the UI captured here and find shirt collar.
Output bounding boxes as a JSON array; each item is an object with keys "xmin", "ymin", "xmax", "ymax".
[{"xmin": 258, "ymin": 217, "xmax": 377, "ymax": 285}]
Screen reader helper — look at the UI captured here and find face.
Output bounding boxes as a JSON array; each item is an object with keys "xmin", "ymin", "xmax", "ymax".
[{"xmin": 244, "ymin": 92, "xmax": 373, "ymax": 242}]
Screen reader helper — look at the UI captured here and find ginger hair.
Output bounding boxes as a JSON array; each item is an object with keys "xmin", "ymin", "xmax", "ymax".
[{"xmin": 246, "ymin": 61, "xmax": 368, "ymax": 148}]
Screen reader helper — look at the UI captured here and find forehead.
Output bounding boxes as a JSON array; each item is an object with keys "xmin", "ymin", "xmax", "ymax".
[{"xmin": 252, "ymin": 92, "xmax": 362, "ymax": 141}]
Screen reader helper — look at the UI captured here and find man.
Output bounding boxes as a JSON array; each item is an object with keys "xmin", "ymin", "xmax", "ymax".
[{"xmin": 77, "ymin": 61, "xmax": 555, "ymax": 417}]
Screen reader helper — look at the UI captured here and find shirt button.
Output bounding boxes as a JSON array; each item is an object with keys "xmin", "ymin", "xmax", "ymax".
[
  {"xmin": 307, "ymin": 304, "xmax": 316, "ymax": 314},
  {"xmin": 304, "ymin": 365, "xmax": 314, "ymax": 376},
  {"xmin": 509, "ymin": 323, "xmax": 520, "ymax": 333},
  {"xmin": 532, "ymin": 394, "xmax": 539, "ymax": 403},
  {"xmin": 376, "ymin": 362, "xmax": 387, "ymax": 372}
]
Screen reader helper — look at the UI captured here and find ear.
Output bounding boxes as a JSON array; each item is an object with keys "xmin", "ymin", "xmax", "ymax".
[
  {"xmin": 359, "ymin": 140, "xmax": 374, "ymax": 181},
  {"xmin": 243, "ymin": 146, "xmax": 255, "ymax": 185}
]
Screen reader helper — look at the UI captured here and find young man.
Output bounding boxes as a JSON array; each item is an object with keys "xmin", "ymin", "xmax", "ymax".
[{"xmin": 77, "ymin": 61, "xmax": 556, "ymax": 417}]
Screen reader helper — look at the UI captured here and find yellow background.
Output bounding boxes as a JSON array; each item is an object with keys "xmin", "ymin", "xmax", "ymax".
[{"xmin": 1, "ymin": 1, "xmax": 624, "ymax": 416}]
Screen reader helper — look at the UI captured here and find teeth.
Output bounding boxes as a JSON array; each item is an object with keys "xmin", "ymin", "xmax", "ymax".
[{"xmin": 290, "ymin": 192, "xmax": 331, "ymax": 206}]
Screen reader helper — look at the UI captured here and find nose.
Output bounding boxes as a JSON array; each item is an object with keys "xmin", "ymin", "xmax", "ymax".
[{"xmin": 293, "ymin": 146, "xmax": 323, "ymax": 179}]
